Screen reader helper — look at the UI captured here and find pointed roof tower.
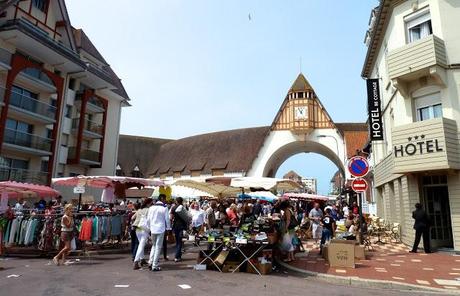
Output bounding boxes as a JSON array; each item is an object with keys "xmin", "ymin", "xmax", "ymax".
[
  {"xmin": 271, "ymin": 73, "xmax": 335, "ymax": 132},
  {"xmin": 289, "ymin": 73, "xmax": 313, "ymax": 93}
]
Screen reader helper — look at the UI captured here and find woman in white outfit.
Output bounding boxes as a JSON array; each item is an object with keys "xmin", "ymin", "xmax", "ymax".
[{"xmin": 132, "ymin": 198, "xmax": 153, "ymax": 270}]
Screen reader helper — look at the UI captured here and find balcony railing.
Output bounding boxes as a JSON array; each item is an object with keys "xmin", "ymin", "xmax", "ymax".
[
  {"xmin": 3, "ymin": 128, "xmax": 52, "ymax": 152},
  {"xmin": 387, "ymin": 35, "xmax": 447, "ymax": 80},
  {"xmin": 68, "ymin": 147, "xmax": 101, "ymax": 163},
  {"xmin": 0, "ymin": 167, "xmax": 49, "ymax": 185},
  {"xmin": 72, "ymin": 118, "xmax": 104, "ymax": 136},
  {"xmin": 20, "ymin": 67, "xmax": 54, "ymax": 86},
  {"xmin": 75, "ymin": 94, "xmax": 105, "ymax": 111},
  {"xmin": 8, "ymin": 88, "xmax": 57, "ymax": 120}
]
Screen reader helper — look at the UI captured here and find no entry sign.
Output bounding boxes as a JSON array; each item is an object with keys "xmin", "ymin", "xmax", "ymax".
[
  {"xmin": 348, "ymin": 156, "xmax": 369, "ymax": 178},
  {"xmin": 351, "ymin": 178, "xmax": 368, "ymax": 192}
]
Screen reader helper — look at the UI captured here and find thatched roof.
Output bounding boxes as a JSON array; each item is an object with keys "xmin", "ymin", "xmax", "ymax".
[
  {"xmin": 149, "ymin": 127, "xmax": 271, "ymax": 176},
  {"xmin": 117, "ymin": 135, "xmax": 172, "ymax": 177}
]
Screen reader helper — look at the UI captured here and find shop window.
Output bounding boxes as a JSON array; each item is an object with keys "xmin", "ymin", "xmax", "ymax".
[
  {"xmin": 414, "ymin": 91, "xmax": 442, "ymax": 122},
  {"xmin": 405, "ymin": 8, "xmax": 432, "ymax": 43}
]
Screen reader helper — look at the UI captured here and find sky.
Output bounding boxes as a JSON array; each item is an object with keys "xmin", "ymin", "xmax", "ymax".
[{"xmin": 66, "ymin": 0, "xmax": 377, "ymax": 195}]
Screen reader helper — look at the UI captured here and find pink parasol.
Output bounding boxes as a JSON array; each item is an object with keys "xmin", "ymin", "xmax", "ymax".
[
  {"xmin": 52, "ymin": 176, "xmax": 164, "ymax": 188},
  {"xmin": 0, "ymin": 181, "xmax": 60, "ymax": 198}
]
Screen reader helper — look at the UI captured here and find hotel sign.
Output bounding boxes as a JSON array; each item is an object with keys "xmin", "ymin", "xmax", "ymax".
[
  {"xmin": 394, "ymin": 135, "xmax": 443, "ymax": 157},
  {"xmin": 366, "ymin": 79, "xmax": 384, "ymax": 141},
  {"xmin": 391, "ymin": 118, "xmax": 459, "ymax": 174}
]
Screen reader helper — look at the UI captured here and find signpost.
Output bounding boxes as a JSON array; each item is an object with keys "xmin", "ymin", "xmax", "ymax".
[
  {"xmin": 348, "ymin": 156, "xmax": 370, "ymax": 244},
  {"xmin": 351, "ymin": 178, "xmax": 368, "ymax": 192},
  {"xmin": 348, "ymin": 156, "xmax": 369, "ymax": 178},
  {"xmin": 73, "ymin": 186, "xmax": 85, "ymax": 212}
]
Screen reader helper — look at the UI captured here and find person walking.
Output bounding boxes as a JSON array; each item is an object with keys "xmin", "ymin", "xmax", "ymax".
[
  {"xmin": 147, "ymin": 195, "xmax": 171, "ymax": 271},
  {"xmin": 132, "ymin": 198, "xmax": 153, "ymax": 270},
  {"xmin": 319, "ymin": 208, "xmax": 335, "ymax": 254},
  {"xmin": 309, "ymin": 203, "xmax": 323, "ymax": 244},
  {"xmin": 410, "ymin": 203, "xmax": 432, "ymax": 253},
  {"xmin": 53, "ymin": 204, "xmax": 74, "ymax": 266},
  {"xmin": 170, "ymin": 197, "xmax": 189, "ymax": 262},
  {"xmin": 129, "ymin": 203, "xmax": 140, "ymax": 261}
]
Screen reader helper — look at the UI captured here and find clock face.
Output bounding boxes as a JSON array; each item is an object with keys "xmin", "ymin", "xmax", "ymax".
[{"xmin": 294, "ymin": 106, "xmax": 308, "ymax": 120}]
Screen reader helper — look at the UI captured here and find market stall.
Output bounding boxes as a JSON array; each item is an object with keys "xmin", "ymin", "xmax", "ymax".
[{"xmin": 238, "ymin": 191, "xmax": 279, "ymax": 203}]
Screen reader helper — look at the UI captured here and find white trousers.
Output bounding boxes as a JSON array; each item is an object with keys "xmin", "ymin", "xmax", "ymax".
[
  {"xmin": 149, "ymin": 232, "xmax": 165, "ymax": 269},
  {"xmin": 134, "ymin": 230, "xmax": 149, "ymax": 262}
]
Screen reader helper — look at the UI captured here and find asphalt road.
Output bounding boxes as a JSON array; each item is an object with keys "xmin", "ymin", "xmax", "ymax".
[{"xmin": 0, "ymin": 251, "xmax": 451, "ymax": 296}]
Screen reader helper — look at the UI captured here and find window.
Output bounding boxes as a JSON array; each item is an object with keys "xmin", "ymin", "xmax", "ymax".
[
  {"xmin": 405, "ymin": 9, "xmax": 432, "ymax": 43},
  {"xmin": 6, "ymin": 118, "xmax": 33, "ymax": 134},
  {"xmin": 46, "ymin": 128, "xmax": 53, "ymax": 139},
  {"xmin": 32, "ymin": 0, "xmax": 48, "ymax": 12},
  {"xmin": 61, "ymin": 134, "xmax": 69, "ymax": 147},
  {"xmin": 414, "ymin": 91, "xmax": 442, "ymax": 121},
  {"xmin": 65, "ymin": 105, "xmax": 72, "ymax": 118},
  {"xmin": 40, "ymin": 160, "xmax": 49, "ymax": 172},
  {"xmin": 10, "ymin": 85, "xmax": 38, "ymax": 111}
]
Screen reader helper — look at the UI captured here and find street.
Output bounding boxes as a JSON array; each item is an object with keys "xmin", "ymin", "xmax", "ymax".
[{"xmin": 0, "ymin": 252, "xmax": 447, "ymax": 296}]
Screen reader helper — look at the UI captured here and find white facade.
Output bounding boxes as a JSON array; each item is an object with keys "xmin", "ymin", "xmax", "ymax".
[{"xmin": 364, "ymin": 0, "xmax": 460, "ymax": 251}]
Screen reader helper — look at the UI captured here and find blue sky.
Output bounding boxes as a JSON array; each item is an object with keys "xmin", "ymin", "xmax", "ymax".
[{"xmin": 67, "ymin": 0, "xmax": 377, "ymax": 194}]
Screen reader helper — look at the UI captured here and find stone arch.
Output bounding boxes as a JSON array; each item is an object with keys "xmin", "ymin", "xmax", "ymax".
[{"xmin": 262, "ymin": 140, "xmax": 345, "ymax": 179}]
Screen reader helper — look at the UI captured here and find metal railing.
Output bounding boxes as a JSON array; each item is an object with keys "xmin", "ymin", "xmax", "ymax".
[
  {"xmin": 75, "ymin": 94, "xmax": 105, "ymax": 110},
  {"xmin": 68, "ymin": 147, "xmax": 101, "ymax": 163},
  {"xmin": 20, "ymin": 67, "xmax": 54, "ymax": 86},
  {"xmin": 72, "ymin": 118, "xmax": 103, "ymax": 136},
  {"xmin": 3, "ymin": 128, "xmax": 53, "ymax": 152},
  {"xmin": 0, "ymin": 167, "xmax": 49, "ymax": 185},
  {"xmin": 8, "ymin": 88, "xmax": 57, "ymax": 119}
]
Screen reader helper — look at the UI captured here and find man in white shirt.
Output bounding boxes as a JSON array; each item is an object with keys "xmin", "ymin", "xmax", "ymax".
[{"xmin": 147, "ymin": 195, "xmax": 171, "ymax": 271}]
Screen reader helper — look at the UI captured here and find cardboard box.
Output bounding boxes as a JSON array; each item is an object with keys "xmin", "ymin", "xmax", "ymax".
[
  {"xmin": 327, "ymin": 241, "xmax": 355, "ymax": 268},
  {"xmin": 354, "ymin": 245, "xmax": 366, "ymax": 260},
  {"xmin": 222, "ymin": 261, "xmax": 240, "ymax": 273},
  {"xmin": 247, "ymin": 262, "xmax": 272, "ymax": 275}
]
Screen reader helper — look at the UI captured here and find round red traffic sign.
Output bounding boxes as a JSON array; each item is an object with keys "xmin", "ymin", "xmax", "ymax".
[
  {"xmin": 348, "ymin": 156, "xmax": 369, "ymax": 178},
  {"xmin": 351, "ymin": 178, "xmax": 368, "ymax": 192}
]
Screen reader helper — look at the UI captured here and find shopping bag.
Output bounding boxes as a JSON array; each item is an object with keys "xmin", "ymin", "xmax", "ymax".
[{"xmin": 70, "ymin": 238, "xmax": 76, "ymax": 251}]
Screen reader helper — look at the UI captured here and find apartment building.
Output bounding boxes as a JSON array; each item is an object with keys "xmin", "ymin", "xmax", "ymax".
[
  {"xmin": 0, "ymin": 0, "xmax": 129, "ymax": 185},
  {"xmin": 363, "ymin": 0, "xmax": 460, "ymax": 251}
]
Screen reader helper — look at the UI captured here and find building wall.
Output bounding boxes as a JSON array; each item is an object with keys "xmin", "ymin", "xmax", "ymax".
[{"xmin": 367, "ymin": 0, "xmax": 460, "ymax": 250}]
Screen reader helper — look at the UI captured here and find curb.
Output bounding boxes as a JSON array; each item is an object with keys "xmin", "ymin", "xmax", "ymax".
[{"xmin": 276, "ymin": 259, "xmax": 460, "ymax": 295}]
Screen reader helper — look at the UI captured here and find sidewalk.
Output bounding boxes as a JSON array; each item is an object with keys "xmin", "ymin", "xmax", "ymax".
[{"xmin": 287, "ymin": 240, "xmax": 460, "ymax": 292}]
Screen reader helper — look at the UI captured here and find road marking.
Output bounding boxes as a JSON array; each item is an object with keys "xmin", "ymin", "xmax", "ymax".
[
  {"xmin": 392, "ymin": 277, "xmax": 405, "ymax": 281},
  {"xmin": 114, "ymin": 285, "xmax": 130, "ymax": 288},
  {"xmin": 395, "ymin": 260, "xmax": 405, "ymax": 263},
  {"xmin": 335, "ymin": 269, "xmax": 346, "ymax": 273},
  {"xmin": 178, "ymin": 284, "xmax": 191, "ymax": 289},
  {"xmin": 422, "ymin": 268, "xmax": 434, "ymax": 271},
  {"xmin": 443, "ymin": 286, "xmax": 458, "ymax": 290},
  {"xmin": 411, "ymin": 259, "xmax": 422, "ymax": 262},
  {"xmin": 416, "ymin": 280, "xmax": 430, "ymax": 285},
  {"xmin": 390, "ymin": 264, "xmax": 400, "ymax": 267},
  {"xmin": 449, "ymin": 273, "xmax": 460, "ymax": 275},
  {"xmin": 7, "ymin": 274, "xmax": 21, "ymax": 278}
]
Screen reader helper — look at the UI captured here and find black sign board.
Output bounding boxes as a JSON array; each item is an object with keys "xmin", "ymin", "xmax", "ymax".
[{"xmin": 366, "ymin": 79, "xmax": 384, "ymax": 141}]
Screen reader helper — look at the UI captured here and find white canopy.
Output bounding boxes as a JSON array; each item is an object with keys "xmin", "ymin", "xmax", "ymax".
[
  {"xmin": 230, "ymin": 177, "xmax": 301, "ymax": 191},
  {"xmin": 173, "ymin": 179, "xmax": 241, "ymax": 198}
]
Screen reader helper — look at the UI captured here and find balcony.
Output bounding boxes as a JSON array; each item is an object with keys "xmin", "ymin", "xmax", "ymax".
[
  {"xmin": 0, "ymin": 167, "xmax": 48, "ymax": 185},
  {"xmin": 75, "ymin": 95, "xmax": 105, "ymax": 113},
  {"xmin": 68, "ymin": 147, "xmax": 101, "ymax": 165},
  {"xmin": 72, "ymin": 118, "xmax": 104, "ymax": 139},
  {"xmin": 0, "ymin": 47, "xmax": 12, "ymax": 72},
  {"xmin": 387, "ymin": 35, "xmax": 448, "ymax": 93},
  {"xmin": 16, "ymin": 67, "xmax": 57, "ymax": 93},
  {"xmin": 6, "ymin": 88, "xmax": 57, "ymax": 124},
  {"xmin": 2, "ymin": 129, "xmax": 52, "ymax": 156}
]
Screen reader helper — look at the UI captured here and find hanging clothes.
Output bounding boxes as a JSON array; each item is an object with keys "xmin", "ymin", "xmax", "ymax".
[
  {"xmin": 110, "ymin": 215, "xmax": 122, "ymax": 236},
  {"xmin": 0, "ymin": 191, "xmax": 8, "ymax": 213},
  {"xmin": 101, "ymin": 187, "xmax": 115, "ymax": 203}
]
